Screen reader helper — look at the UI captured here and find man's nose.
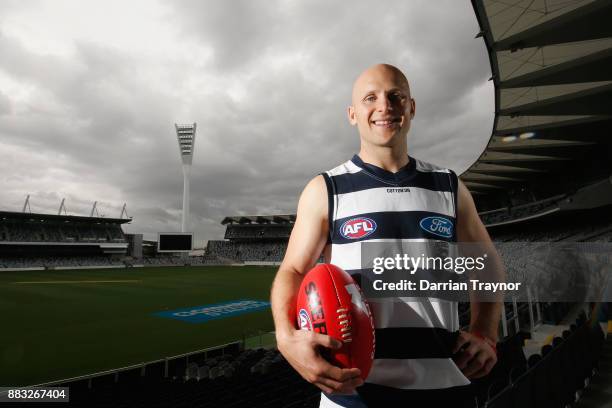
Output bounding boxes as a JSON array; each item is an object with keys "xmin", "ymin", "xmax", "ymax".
[{"xmin": 377, "ymin": 95, "xmax": 393, "ymax": 112}]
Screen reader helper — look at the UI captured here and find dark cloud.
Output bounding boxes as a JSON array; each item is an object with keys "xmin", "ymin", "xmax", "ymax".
[{"xmin": 0, "ymin": 0, "xmax": 492, "ymax": 246}]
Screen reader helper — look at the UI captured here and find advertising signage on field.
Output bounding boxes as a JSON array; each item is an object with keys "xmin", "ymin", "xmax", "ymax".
[{"xmin": 157, "ymin": 233, "xmax": 193, "ymax": 252}]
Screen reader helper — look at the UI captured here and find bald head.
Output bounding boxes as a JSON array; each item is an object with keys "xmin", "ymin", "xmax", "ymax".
[
  {"xmin": 351, "ymin": 64, "xmax": 411, "ymax": 105},
  {"xmin": 347, "ymin": 63, "xmax": 416, "ymax": 150}
]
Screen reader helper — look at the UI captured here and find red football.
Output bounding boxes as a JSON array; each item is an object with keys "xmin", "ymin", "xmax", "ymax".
[{"xmin": 296, "ymin": 263, "xmax": 375, "ymax": 380}]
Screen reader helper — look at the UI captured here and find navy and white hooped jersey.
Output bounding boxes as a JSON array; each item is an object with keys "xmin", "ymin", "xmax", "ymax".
[{"xmin": 320, "ymin": 154, "xmax": 468, "ymax": 394}]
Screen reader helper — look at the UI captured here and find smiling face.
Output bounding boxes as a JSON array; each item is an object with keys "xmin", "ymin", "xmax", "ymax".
[{"xmin": 348, "ymin": 64, "xmax": 415, "ymax": 150}]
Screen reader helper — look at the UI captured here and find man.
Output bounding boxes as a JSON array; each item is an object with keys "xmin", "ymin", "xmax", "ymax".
[{"xmin": 271, "ymin": 64, "xmax": 502, "ymax": 407}]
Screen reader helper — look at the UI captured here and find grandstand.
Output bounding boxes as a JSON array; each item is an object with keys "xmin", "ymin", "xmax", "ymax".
[
  {"xmin": 464, "ymin": 0, "xmax": 612, "ymax": 222},
  {"xmin": 0, "ymin": 210, "xmax": 129, "ymax": 268},
  {"xmin": 0, "ymin": 211, "xmax": 213, "ymax": 269},
  {"xmin": 204, "ymin": 215, "xmax": 294, "ymax": 264}
]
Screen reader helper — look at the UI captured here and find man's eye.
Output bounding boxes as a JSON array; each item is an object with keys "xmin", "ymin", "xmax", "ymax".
[
  {"xmin": 364, "ymin": 95, "xmax": 376, "ymax": 103},
  {"xmin": 390, "ymin": 93, "xmax": 406, "ymax": 102}
]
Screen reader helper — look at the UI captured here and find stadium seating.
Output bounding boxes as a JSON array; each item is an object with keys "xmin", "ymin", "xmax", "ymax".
[
  {"xmin": 487, "ymin": 207, "xmax": 612, "ymax": 243},
  {"xmin": 224, "ymin": 224, "xmax": 292, "ymax": 240},
  {"xmin": 0, "ymin": 211, "xmax": 130, "ymax": 269},
  {"xmin": 206, "ymin": 240, "xmax": 287, "ymax": 263},
  {"xmin": 0, "ymin": 220, "xmax": 125, "ymax": 244},
  {"xmin": 479, "ymin": 195, "xmax": 566, "ymax": 226},
  {"xmin": 478, "ymin": 317, "xmax": 607, "ymax": 408},
  {"xmin": 41, "ymin": 316, "xmax": 608, "ymax": 408},
  {"xmin": 54, "ymin": 347, "xmax": 320, "ymax": 408}
]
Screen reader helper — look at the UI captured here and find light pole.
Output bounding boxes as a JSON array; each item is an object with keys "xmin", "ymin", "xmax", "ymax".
[{"xmin": 175, "ymin": 123, "xmax": 196, "ymax": 233}]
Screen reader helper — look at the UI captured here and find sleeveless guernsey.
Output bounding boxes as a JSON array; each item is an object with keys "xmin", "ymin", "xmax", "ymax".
[{"xmin": 320, "ymin": 154, "xmax": 468, "ymax": 406}]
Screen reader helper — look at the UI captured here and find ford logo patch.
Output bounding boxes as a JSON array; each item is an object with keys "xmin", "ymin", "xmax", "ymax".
[
  {"xmin": 419, "ymin": 216, "xmax": 453, "ymax": 239},
  {"xmin": 340, "ymin": 217, "xmax": 377, "ymax": 240}
]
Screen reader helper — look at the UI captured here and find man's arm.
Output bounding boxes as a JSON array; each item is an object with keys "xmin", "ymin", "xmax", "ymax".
[
  {"xmin": 453, "ymin": 179, "xmax": 504, "ymax": 379},
  {"xmin": 271, "ymin": 175, "xmax": 362, "ymax": 394}
]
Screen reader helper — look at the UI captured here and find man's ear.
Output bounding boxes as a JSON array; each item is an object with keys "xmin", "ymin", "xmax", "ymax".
[
  {"xmin": 347, "ymin": 105, "xmax": 357, "ymax": 126},
  {"xmin": 410, "ymin": 98, "xmax": 416, "ymax": 118}
]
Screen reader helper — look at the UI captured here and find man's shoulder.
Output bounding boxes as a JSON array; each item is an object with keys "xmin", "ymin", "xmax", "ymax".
[
  {"xmin": 411, "ymin": 156, "xmax": 454, "ymax": 175},
  {"xmin": 323, "ymin": 158, "xmax": 361, "ymax": 178}
]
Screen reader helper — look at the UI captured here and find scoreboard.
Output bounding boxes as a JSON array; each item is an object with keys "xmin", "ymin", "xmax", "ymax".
[{"xmin": 158, "ymin": 233, "xmax": 193, "ymax": 252}]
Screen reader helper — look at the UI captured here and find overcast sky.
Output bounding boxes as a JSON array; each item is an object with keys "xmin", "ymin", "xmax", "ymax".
[{"xmin": 0, "ymin": 0, "xmax": 493, "ymax": 246}]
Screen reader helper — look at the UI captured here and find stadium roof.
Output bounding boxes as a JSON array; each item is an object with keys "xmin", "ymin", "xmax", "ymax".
[
  {"xmin": 221, "ymin": 214, "xmax": 296, "ymax": 225},
  {"xmin": 0, "ymin": 210, "xmax": 131, "ymax": 225},
  {"xmin": 466, "ymin": 0, "xmax": 612, "ymax": 207}
]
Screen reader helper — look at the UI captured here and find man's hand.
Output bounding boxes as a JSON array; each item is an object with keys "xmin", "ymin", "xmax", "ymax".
[
  {"xmin": 452, "ymin": 331, "xmax": 497, "ymax": 379},
  {"xmin": 277, "ymin": 329, "xmax": 363, "ymax": 394}
]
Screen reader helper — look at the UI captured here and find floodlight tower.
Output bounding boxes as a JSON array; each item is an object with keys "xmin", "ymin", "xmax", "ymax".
[{"xmin": 175, "ymin": 123, "xmax": 197, "ymax": 233}]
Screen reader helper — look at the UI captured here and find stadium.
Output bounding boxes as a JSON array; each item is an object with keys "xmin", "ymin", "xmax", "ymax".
[{"xmin": 1, "ymin": 0, "xmax": 612, "ymax": 407}]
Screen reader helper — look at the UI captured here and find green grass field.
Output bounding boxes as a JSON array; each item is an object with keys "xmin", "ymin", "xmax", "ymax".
[{"xmin": 0, "ymin": 266, "xmax": 277, "ymax": 386}]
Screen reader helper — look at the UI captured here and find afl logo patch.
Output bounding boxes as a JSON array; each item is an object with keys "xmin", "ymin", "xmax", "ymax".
[
  {"xmin": 298, "ymin": 309, "xmax": 312, "ymax": 331},
  {"xmin": 419, "ymin": 216, "xmax": 453, "ymax": 239},
  {"xmin": 340, "ymin": 217, "xmax": 377, "ymax": 240}
]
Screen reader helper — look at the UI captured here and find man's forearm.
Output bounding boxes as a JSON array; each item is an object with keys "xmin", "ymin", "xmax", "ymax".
[
  {"xmin": 271, "ymin": 265, "xmax": 304, "ymax": 340},
  {"xmin": 469, "ymin": 239, "xmax": 505, "ymax": 341},
  {"xmin": 469, "ymin": 301, "xmax": 502, "ymax": 341}
]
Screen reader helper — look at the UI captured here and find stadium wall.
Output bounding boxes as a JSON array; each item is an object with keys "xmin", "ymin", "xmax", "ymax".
[{"xmin": 243, "ymin": 261, "xmax": 281, "ymax": 266}]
